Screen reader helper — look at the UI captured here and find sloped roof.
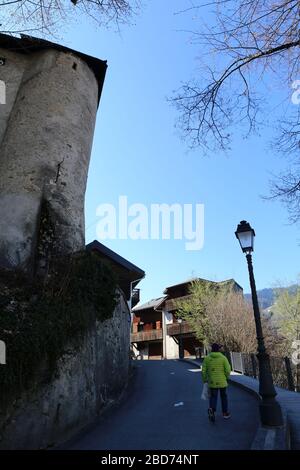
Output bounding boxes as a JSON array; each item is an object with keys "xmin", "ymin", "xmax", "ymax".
[
  {"xmin": 163, "ymin": 277, "xmax": 199, "ymax": 293},
  {"xmin": 163, "ymin": 277, "xmax": 243, "ymax": 294},
  {"xmin": 86, "ymin": 240, "xmax": 145, "ymax": 280},
  {"xmin": 86, "ymin": 240, "xmax": 145, "ymax": 301},
  {"xmin": 132, "ymin": 296, "xmax": 166, "ymax": 312}
]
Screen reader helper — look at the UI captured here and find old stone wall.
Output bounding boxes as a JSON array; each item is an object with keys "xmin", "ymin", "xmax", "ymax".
[
  {"xmin": 0, "ymin": 289, "xmax": 130, "ymax": 450},
  {"xmin": 0, "ymin": 46, "xmax": 99, "ymax": 272},
  {"xmin": 0, "ymin": 47, "xmax": 28, "ymax": 145}
]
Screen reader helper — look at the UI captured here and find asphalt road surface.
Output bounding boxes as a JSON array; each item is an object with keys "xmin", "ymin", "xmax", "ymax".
[{"xmin": 65, "ymin": 360, "xmax": 260, "ymax": 450}]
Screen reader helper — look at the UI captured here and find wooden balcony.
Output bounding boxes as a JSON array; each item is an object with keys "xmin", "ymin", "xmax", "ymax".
[
  {"xmin": 166, "ymin": 321, "xmax": 195, "ymax": 336},
  {"xmin": 131, "ymin": 329, "xmax": 163, "ymax": 343},
  {"xmin": 164, "ymin": 294, "xmax": 193, "ymax": 312}
]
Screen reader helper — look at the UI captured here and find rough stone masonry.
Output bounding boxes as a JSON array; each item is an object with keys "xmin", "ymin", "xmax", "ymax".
[
  {"xmin": 0, "ymin": 34, "xmax": 107, "ymax": 273},
  {"xmin": 0, "ymin": 35, "xmax": 136, "ymax": 450}
]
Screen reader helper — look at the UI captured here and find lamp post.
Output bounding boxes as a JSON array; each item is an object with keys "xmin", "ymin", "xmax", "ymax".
[
  {"xmin": 178, "ymin": 318, "xmax": 184, "ymax": 359},
  {"xmin": 235, "ymin": 220, "xmax": 283, "ymax": 427}
]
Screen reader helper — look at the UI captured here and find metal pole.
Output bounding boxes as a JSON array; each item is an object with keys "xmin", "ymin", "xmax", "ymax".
[
  {"xmin": 251, "ymin": 353, "xmax": 257, "ymax": 379},
  {"xmin": 179, "ymin": 322, "xmax": 183, "ymax": 359},
  {"xmin": 246, "ymin": 253, "xmax": 283, "ymax": 427},
  {"xmin": 284, "ymin": 356, "xmax": 295, "ymax": 392}
]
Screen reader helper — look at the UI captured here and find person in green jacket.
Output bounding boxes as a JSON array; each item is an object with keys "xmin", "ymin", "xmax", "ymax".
[{"xmin": 202, "ymin": 343, "xmax": 231, "ymax": 422}]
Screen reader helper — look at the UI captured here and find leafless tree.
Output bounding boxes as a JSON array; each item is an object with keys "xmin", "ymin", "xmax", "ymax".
[
  {"xmin": 0, "ymin": 0, "xmax": 140, "ymax": 35},
  {"xmin": 172, "ymin": 0, "xmax": 300, "ymax": 221},
  {"xmin": 206, "ymin": 290, "xmax": 281, "ymax": 354},
  {"xmin": 176, "ymin": 280, "xmax": 281, "ymax": 354}
]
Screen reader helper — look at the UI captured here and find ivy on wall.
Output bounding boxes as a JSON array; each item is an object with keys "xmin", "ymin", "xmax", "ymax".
[{"xmin": 0, "ymin": 251, "xmax": 118, "ymax": 399}]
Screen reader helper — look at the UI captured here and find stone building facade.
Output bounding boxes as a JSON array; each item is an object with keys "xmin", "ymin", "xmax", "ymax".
[
  {"xmin": 0, "ymin": 290, "xmax": 131, "ymax": 449},
  {"xmin": 0, "ymin": 34, "xmax": 146, "ymax": 449},
  {"xmin": 0, "ymin": 34, "xmax": 107, "ymax": 273}
]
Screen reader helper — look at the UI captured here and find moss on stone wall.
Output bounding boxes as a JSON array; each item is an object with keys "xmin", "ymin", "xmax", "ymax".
[{"xmin": 0, "ymin": 252, "xmax": 118, "ymax": 399}]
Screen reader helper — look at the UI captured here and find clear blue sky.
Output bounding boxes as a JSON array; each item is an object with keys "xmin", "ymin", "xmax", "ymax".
[{"xmin": 62, "ymin": 0, "xmax": 299, "ymax": 302}]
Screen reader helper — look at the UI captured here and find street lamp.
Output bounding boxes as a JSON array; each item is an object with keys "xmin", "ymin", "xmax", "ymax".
[
  {"xmin": 235, "ymin": 220, "xmax": 283, "ymax": 427},
  {"xmin": 177, "ymin": 318, "xmax": 184, "ymax": 359}
]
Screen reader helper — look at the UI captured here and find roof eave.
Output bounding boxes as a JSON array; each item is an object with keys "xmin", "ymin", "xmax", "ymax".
[
  {"xmin": 0, "ymin": 33, "xmax": 107, "ymax": 105},
  {"xmin": 86, "ymin": 240, "xmax": 145, "ymax": 283}
]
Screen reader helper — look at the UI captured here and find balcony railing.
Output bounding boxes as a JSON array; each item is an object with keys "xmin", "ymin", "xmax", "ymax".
[
  {"xmin": 131, "ymin": 329, "xmax": 163, "ymax": 343},
  {"xmin": 166, "ymin": 321, "xmax": 195, "ymax": 336}
]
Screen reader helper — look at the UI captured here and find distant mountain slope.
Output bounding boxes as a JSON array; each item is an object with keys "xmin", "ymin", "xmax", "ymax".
[{"xmin": 244, "ymin": 285, "xmax": 299, "ymax": 310}]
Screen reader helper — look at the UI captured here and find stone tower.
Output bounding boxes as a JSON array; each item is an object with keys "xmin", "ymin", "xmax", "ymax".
[{"xmin": 0, "ymin": 34, "xmax": 107, "ymax": 273}]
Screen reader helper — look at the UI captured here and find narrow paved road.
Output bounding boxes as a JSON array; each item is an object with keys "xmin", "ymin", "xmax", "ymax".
[{"xmin": 65, "ymin": 360, "xmax": 259, "ymax": 450}]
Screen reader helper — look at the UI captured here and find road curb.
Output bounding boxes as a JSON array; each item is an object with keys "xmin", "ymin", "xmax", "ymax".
[{"xmin": 181, "ymin": 358, "xmax": 290, "ymax": 450}]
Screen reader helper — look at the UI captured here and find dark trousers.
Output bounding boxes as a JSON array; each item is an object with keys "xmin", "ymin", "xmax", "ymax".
[{"xmin": 209, "ymin": 387, "xmax": 228, "ymax": 413}]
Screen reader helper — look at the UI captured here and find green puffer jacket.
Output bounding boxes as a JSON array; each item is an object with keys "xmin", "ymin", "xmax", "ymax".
[{"xmin": 202, "ymin": 352, "xmax": 231, "ymax": 388}]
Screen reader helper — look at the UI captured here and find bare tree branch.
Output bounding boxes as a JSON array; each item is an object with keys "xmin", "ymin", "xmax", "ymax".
[
  {"xmin": 0, "ymin": 0, "xmax": 140, "ymax": 35},
  {"xmin": 171, "ymin": 0, "xmax": 300, "ymax": 221}
]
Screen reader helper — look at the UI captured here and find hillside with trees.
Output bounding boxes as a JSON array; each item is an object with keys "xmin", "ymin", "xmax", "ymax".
[{"xmin": 245, "ymin": 285, "xmax": 299, "ymax": 310}]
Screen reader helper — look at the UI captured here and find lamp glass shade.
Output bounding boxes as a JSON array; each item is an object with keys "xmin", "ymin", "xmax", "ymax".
[
  {"xmin": 239, "ymin": 230, "xmax": 254, "ymax": 250},
  {"xmin": 235, "ymin": 220, "xmax": 255, "ymax": 253}
]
